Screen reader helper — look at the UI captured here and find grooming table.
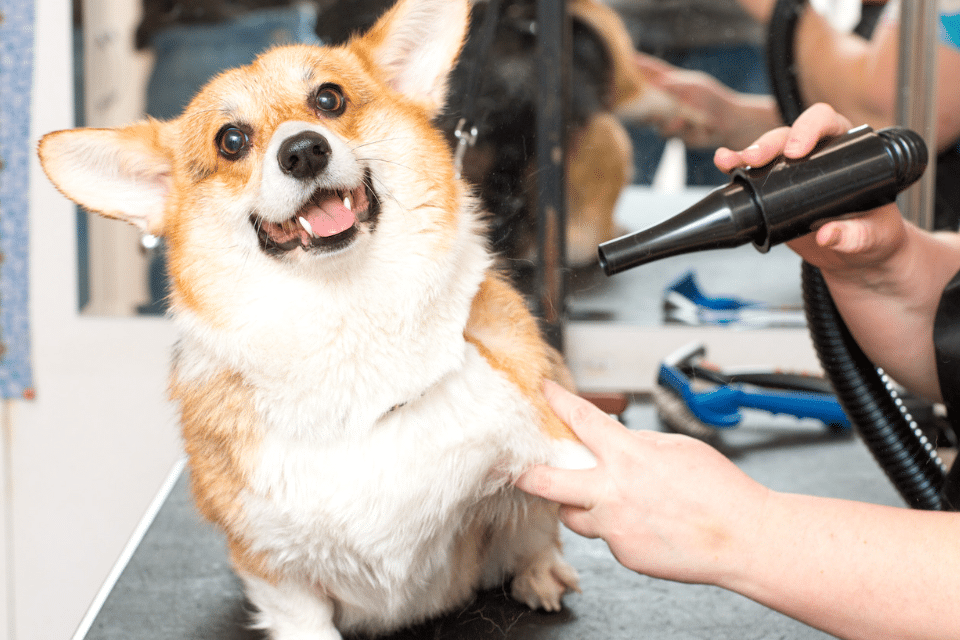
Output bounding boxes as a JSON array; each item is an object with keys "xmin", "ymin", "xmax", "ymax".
[{"xmin": 79, "ymin": 404, "xmax": 903, "ymax": 640}]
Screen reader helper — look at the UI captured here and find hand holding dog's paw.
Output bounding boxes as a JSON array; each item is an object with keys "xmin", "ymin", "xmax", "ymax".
[{"xmin": 510, "ymin": 548, "xmax": 580, "ymax": 612}]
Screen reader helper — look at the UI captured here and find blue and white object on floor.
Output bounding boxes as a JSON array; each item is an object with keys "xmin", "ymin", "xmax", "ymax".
[{"xmin": 663, "ymin": 271, "xmax": 806, "ymax": 327}]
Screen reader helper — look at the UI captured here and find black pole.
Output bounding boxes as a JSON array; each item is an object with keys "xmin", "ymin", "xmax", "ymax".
[{"xmin": 534, "ymin": 0, "xmax": 570, "ymax": 351}]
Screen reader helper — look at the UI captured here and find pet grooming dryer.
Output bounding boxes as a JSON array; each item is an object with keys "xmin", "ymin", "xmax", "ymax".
[
  {"xmin": 598, "ymin": 125, "xmax": 926, "ymax": 275},
  {"xmin": 597, "ymin": 125, "xmax": 960, "ymax": 511}
]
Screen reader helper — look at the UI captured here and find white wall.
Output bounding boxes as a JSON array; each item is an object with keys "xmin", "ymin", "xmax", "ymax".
[{"xmin": 7, "ymin": 1, "xmax": 182, "ymax": 638}]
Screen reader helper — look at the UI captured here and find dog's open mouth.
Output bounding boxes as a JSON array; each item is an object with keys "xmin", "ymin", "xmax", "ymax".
[{"xmin": 251, "ymin": 173, "xmax": 380, "ymax": 255}]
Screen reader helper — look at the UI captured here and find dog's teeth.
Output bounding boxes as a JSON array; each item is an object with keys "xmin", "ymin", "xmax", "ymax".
[
  {"xmin": 343, "ymin": 195, "xmax": 352, "ymax": 211},
  {"xmin": 298, "ymin": 216, "xmax": 314, "ymax": 236}
]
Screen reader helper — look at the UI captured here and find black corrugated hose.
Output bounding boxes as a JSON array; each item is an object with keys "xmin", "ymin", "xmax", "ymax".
[
  {"xmin": 770, "ymin": 0, "xmax": 951, "ymax": 510},
  {"xmin": 801, "ymin": 262, "xmax": 948, "ymax": 509}
]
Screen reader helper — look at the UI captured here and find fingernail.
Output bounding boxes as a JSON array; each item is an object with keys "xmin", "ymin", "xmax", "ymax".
[{"xmin": 822, "ymin": 225, "xmax": 842, "ymax": 247}]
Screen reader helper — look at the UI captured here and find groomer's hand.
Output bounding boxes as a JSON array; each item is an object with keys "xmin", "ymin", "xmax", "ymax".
[
  {"xmin": 715, "ymin": 102, "xmax": 960, "ymax": 402},
  {"xmin": 516, "ymin": 381, "xmax": 769, "ymax": 587},
  {"xmin": 714, "ymin": 102, "xmax": 909, "ymax": 277}
]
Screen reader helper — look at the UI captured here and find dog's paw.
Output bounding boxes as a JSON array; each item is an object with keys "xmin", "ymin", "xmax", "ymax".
[
  {"xmin": 266, "ymin": 631, "xmax": 341, "ymax": 640},
  {"xmin": 243, "ymin": 575, "xmax": 343, "ymax": 640},
  {"xmin": 252, "ymin": 609, "xmax": 343, "ymax": 640},
  {"xmin": 510, "ymin": 548, "xmax": 580, "ymax": 612}
]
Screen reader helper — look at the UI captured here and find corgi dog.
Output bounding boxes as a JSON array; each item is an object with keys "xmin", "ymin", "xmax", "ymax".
[{"xmin": 38, "ymin": 0, "xmax": 593, "ymax": 637}]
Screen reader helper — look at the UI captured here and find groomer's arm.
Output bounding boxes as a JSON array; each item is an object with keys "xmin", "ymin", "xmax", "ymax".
[
  {"xmin": 800, "ymin": 212, "xmax": 960, "ymax": 402},
  {"xmin": 716, "ymin": 103, "xmax": 960, "ymax": 401},
  {"xmin": 517, "ymin": 382, "xmax": 960, "ymax": 640},
  {"xmin": 729, "ymin": 488, "xmax": 960, "ymax": 640}
]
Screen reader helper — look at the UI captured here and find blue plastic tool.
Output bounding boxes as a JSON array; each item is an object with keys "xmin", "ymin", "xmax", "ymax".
[{"xmin": 657, "ymin": 343, "xmax": 851, "ymax": 431}]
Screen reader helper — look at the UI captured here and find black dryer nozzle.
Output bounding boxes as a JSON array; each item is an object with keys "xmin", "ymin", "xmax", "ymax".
[{"xmin": 597, "ymin": 125, "xmax": 927, "ymax": 276}]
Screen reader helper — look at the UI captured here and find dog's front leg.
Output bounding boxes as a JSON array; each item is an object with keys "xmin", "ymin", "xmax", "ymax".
[
  {"xmin": 487, "ymin": 494, "xmax": 580, "ymax": 612},
  {"xmin": 242, "ymin": 573, "xmax": 341, "ymax": 640}
]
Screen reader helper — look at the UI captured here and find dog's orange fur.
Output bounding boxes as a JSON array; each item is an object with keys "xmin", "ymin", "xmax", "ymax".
[
  {"xmin": 567, "ymin": 112, "xmax": 634, "ymax": 264},
  {"xmin": 570, "ymin": 0, "xmax": 645, "ymax": 109},
  {"xmin": 465, "ymin": 274, "xmax": 577, "ymax": 440},
  {"xmin": 170, "ymin": 367, "xmax": 285, "ymax": 584}
]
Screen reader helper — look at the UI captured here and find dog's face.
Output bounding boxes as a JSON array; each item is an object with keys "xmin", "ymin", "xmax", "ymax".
[
  {"xmin": 39, "ymin": 0, "xmax": 472, "ymax": 315},
  {"xmin": 183, "ymin": 47, "xmax": 389, "ymax": 261}
]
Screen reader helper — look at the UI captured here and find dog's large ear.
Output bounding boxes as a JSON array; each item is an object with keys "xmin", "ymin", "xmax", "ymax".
[
  {"xmin": 38, "ymin": 120, "xmax": 172, "ymax": 235},
  {"xmin": 360, "ymin": 0, "xmax": 470, "ymax": 114}
]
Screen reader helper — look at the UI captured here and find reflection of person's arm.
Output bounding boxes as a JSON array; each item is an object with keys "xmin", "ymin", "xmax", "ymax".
[
  {"xmin": 789, "ymin": 5, "xmax": 960, "ymax": 151},
  {"xmin": 794, "ymin": 8, "xmax": 897, "ymax": 133},
  {"xmin": 735, "ymin": 0, "xmax": 892, "ymax": 37},
  {"xmin": 735, "ymin": 0, "xmax": 776, "ymax": 23}
]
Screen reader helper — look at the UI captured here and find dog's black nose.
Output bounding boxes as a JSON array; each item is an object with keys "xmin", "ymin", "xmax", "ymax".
[{"xmin": 278, "ymin": 131, "xmax": 331, "ymax": 179}]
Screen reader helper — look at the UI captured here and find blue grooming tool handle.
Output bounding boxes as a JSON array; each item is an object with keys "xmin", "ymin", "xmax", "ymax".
[{"xmin": 658, "ymin": 364, "xmax": 851, "ymax": 430}]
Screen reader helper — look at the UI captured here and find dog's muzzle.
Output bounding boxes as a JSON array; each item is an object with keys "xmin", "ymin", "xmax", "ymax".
[{"xmin": 250, "ymin": 131, "xmax": 381, "ymax": 256}]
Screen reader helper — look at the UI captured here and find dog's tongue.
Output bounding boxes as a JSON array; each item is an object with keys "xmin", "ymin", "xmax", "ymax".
[{"xmin": 303, "ymin": 193, "xmax": 356, "ymax": 237}]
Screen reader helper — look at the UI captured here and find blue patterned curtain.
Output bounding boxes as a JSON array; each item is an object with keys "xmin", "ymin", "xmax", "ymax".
[{"xmin": 0, "ymin": 0, "xmax": 35, "ymax": 399}]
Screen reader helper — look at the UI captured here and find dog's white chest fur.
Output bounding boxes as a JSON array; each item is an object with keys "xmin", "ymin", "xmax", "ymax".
[
  {"xmin": 167, "ymin": 200, "xmax": 566, "ymax": 632},
  {"xmin": 241, "ymin": 343, "xmax": 550, "ymax": 622}
]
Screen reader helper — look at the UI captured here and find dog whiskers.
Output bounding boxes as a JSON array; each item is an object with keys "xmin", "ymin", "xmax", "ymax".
[
  {"xmin": 356, "ymin": 157, "xmax": 417, "ymax": 174},
  {"xmin": 347, "ymin": 136, "xmax": 417, "ymax": 151},
  {"xmin": 356, "ymin": 158, "xmax": 419, "ymax": 221},
  {"xmin": 365, "ymin": 172, "xmax": 410, "ymax": 218}
]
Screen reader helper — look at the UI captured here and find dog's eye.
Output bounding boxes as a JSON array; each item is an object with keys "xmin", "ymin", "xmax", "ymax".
[
  {"xmin": 313, "ymin": 85, "xmax": 346, "ymax": 116},
  {"xmin": 216, "ymin": 126, "xmax": 250, "ymax": 159}
]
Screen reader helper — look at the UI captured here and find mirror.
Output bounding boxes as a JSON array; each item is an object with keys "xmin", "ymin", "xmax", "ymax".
[{"xmin": 70, "ymin": 0, "xmax": 873, "ymax": 334}]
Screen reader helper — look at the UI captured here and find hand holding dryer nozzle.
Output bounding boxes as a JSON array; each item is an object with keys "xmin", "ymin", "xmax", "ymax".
[{"xmin": 597, "ymin": 125, "xmax": 928, "ymax": 276}]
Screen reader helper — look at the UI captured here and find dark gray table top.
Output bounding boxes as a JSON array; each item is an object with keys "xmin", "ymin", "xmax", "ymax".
[{"xmin": 81, "ymin": 404, "xmax": 902, "ymax": 640}]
